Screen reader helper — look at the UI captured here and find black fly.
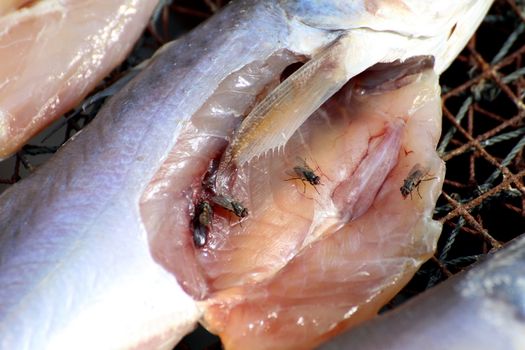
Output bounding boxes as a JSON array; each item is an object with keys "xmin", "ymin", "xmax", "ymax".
[
  {"xmin": 192, "ymin": 200, "xmax": 213, "ymax": 247},
  {"xmin": 211, "ymin": 194, "xmax": 249, "ymax": 219},
  {"xmin": 400, "ymin": 164, "xmax": 435, "ymax": 199},
  {"xmin": 286, "ymin": 158, "xmax": 322, "ymax": 194}
]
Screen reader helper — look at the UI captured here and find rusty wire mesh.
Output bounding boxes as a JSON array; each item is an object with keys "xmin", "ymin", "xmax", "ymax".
[
  {"xmin": 387, "ymin": 0, "xmax": 525, "ymax": 307},
  {"xmin": 0, "ymin": 0, "xmax": 523, "ymax": 348}
]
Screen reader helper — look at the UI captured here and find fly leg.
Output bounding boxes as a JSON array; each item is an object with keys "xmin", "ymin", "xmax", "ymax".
[{"xmin": 416, "ymin": 176, "xmax": 437, "ymax": 199}]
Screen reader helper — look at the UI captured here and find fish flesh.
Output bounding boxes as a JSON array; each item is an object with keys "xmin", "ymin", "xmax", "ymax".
[
  {"xmin": 320, "ymin": 233, "xmax": 525, "ymax": 350},
  {"xmin": 0, "ymin": 0, "xmax": 493, "ymax": 349},
  {"xmin": 0, "ymin": 0, "xmax": 159, "ymax": 159},
  {"xmin": 192, "ymin": 68, "xmax": 445, "ymax": 350}
]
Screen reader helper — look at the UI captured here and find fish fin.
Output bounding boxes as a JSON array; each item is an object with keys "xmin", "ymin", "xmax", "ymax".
[{"xmin": 229, "ymin": 35, "xmax": 352, "ymax": 166}]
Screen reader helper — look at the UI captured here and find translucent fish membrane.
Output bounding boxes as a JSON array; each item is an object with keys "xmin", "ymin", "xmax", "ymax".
[{"xmin": 139, "ymin": 37, "xmax": 444, "ymax": 348}]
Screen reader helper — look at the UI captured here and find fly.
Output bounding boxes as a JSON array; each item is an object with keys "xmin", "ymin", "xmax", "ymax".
[
  {"xmin": 400, "ymin": 164, "xmax": 435, "ymax": 199},
  {"xmin": 211, "ymin": 194, "xmax": 249, "ymax": 219},
  {"xmin": 286, "ymin": 157, "xmax": 322, "ymax": 194},
  {"xmin": 192, "ymin": 200, "xmax": 213, "ymax": 247}
]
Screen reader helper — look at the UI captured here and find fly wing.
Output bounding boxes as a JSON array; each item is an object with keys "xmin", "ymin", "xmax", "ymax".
[
  {"xmin": 408, "ymin": 163, "xmax": 431, "ymax": 178},
  {"xmin": 211, "ymin": 195, "xmax": 235, "ymax": 212}
]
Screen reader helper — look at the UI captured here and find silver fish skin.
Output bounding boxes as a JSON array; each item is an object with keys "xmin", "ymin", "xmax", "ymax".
[
  {"xmin": 0, "ymin": 2, "xmax": 335, "ymax": 349},
  {"xmin": 0, "ymin": 2, "xmax": 295, "ymax": 349},
  {"xmin": 0, "ymin": 0, "xmax": 493, "ymax": 349},
  {"xmin": 319, "ymin": 234, "xmax": 525, "ymax": 350}
]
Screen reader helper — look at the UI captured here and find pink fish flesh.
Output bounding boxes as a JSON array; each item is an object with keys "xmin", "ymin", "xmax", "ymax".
[{"xmin": 0, "ymin": 0, "xmax": 159, "ymax": 158}]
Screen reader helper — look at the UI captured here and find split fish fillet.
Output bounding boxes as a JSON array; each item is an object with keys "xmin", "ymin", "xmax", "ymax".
[
  {"xmin": 0, "ymin": 0, "xmax": 159, "ymax": 159},
  {"xmin": 0, "ymin": 0, "xmax": 493, "ymax": 349},
  {"xmin": 197, "ymin": 69, "xmax": 444, "ymax": 350}
]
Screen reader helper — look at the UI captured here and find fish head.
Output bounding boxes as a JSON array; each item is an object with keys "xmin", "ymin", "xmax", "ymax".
[
  {"xmin": 228, "ymin": 0, "xmax": 494, "ymax": 166},
  {"xmin": 282, "ymin": 0, "xmax": 494, "ymax": 73}
]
